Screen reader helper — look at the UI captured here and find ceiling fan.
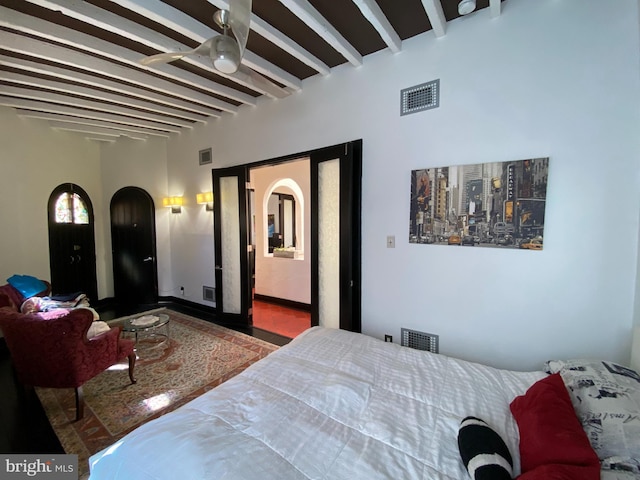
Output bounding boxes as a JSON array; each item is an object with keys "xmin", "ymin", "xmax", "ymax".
[{"xmin": 139, "ymin": 0, "xmax": 288, "ymax": 98}]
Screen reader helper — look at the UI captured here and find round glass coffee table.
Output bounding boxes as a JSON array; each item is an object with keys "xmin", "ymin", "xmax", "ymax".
[{"xmin": 122, "ymin": 313, "xmax": 170, "ymax": 350}]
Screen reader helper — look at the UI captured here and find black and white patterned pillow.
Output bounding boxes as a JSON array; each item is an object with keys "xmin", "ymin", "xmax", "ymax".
[
  {"xmin": 458, "ymin": 416, "xmax": 513, "ymax": 480},
  {"xmin": 545, "ymin": 359, "xmax": 640, "ymax": 463}
]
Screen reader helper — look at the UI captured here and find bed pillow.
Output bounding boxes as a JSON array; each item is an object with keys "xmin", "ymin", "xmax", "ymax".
[
  {"xmin": 6, "ymin": 275, "xmax": 47, "ymax": 299},
  {"xmin": 510, "ymin": 373, "xmax": 599, "ymax": 473},
  {"xmin": 545, "ymin": 359, "xmax": 640, "ymax": 463},
  {"xmin": 517, "ymin": 463, "xmax": 600, "ymax": 480},
  {"xmin": 458, "ymin": 416, "xmax": 513, "ymax": 480},
  {"xmin": 600, "ymin": 457, "xmax": 640, "ymax": 478}
]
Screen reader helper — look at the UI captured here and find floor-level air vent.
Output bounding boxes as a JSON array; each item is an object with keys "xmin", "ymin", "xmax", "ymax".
[
  {"xmin": 203, "ymin": 286, "xmax": 215, "ymax": 302},
  {"xmin": 401, "ymin": 328, "xmax": 439, "ymax": 353},
  {"xmin": 400, "ymin": 79, "xmax": 440, "ymax": 116}
]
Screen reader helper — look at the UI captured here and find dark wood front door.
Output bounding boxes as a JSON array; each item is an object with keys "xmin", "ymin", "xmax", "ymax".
[
  {"xmin": 48, "ymin": 184, "xmax": 98, "ymax": 302},
  {"xmin": 110, "ymin": 187, "xmax": 158, "ymax": 305}
]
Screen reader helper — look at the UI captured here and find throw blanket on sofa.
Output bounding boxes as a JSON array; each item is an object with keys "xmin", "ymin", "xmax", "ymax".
[{"xmin": 21, "ymin": 294, "xmax": 89, "ymax": 314}]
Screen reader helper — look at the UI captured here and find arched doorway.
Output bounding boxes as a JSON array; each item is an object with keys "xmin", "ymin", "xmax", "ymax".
[
  {"xmin": 47, "ymin": 183, "xmax": 98, "ymax": 302},
  {"xmin": 110, "ymin": 187, "xmax": 158, "ymax": 305}
]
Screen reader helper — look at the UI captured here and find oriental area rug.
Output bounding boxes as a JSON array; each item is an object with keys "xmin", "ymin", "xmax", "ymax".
[{"xmin": 35, "ymin": 308, "xmax": 279, "ymax": 478}]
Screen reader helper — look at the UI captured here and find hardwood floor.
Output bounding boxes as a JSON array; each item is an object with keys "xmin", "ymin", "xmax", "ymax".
[{"xmin": 0, "ymin": 300, "xmax": 293, "ymax": 455}]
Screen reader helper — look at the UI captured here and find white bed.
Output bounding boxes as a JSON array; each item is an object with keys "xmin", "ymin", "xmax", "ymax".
[{"xmin": 89, "ymin": 326, "xmax": 546, "ymax": 479}]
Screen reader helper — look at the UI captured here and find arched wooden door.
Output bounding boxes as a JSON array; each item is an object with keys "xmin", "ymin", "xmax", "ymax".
[
  {"xmin": 48, "ymin": 183, "xmax": 98, "ymax": 302},
  {"xmin": 111, "ymin": 187, "xmax": 158, "ymax": 305}
]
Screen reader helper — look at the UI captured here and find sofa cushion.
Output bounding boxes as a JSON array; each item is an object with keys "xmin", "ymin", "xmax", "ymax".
[{"xmin": 87, "ymin": 321, "xmax": 111, "ymax": 339}]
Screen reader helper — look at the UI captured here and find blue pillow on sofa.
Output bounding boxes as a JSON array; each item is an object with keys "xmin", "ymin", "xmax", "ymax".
[{"xmin": 7, "ymin": 275, "xmax": 47, "ymax": 298}]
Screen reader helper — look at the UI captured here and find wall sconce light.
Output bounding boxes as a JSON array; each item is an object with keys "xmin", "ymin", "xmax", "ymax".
[
  {"xmin": 196, "ymin": 191, "xmax": 214, "ymax": 211},
  {"xmin": 163, "ymin": 196, "xmax": 183, "ymax": 213}
]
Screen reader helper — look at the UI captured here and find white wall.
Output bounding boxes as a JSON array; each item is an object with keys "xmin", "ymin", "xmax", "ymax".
[
  {"xmin": 164, "ymin": 129, "xmax": 221, "ymax": 304},
  {"xmin": 0, "ymin": 108, "xmax": 104, "ymax": 294},
  {"xmin": 165, "ymin": 0, "xmax": 640, "ymax": 370},
  {"xmin": 98, "ymin": 136, "xmax": 170, "ymax": 298}
]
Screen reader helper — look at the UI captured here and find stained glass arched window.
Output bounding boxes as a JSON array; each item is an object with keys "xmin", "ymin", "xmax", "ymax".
[{"xmin": 54, "ymin": 192, "xmax": 89, "ymax": 224}]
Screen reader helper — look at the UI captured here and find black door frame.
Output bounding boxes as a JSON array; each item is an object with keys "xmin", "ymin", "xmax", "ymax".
[
  {"xmin": 310, "ymin": 140, "xmax": 362, "ymax": 331},
  {"xmin": 213, "ymin": 140, "xmax": 362, "ymax": 332},
  {"xmin": 212, "ymin": 165, "xmax": 252, "ymax": 326}
]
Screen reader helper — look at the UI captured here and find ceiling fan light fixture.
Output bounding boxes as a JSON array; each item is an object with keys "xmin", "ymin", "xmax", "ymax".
[
  {"xmin": 211, "ymin": 33, "xmax": 240, "ymax": 74},
  {"xmin": 458, "ymin": 0, "xmax": 476, "ymax": 15}
]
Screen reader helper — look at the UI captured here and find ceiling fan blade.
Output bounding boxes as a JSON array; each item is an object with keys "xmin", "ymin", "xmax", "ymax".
[
  {"xmin": 139, "ymin": 51, "xmax": 190, "ymax": 66},
  {"xmin": 233, "ymin": 64, "xmax": 290, "ymax": 99},
  {"xmin": 229, "ymin": 0, "xmax": 251, "ymax": 59},
  {"xmin": 139, "ymin": 38, "xmax": 213, "ymax": 66}
]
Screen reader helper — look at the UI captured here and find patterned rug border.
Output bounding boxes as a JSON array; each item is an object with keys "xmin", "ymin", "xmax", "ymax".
[{"xmin": 36, "ymin": 308, "xmax": 279, "ymax": 477}]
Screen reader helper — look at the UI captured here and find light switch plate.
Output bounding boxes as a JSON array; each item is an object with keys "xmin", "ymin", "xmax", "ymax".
[{"xmin": 387, "ymin": 235, "xmax": 395, "ymax": 248}]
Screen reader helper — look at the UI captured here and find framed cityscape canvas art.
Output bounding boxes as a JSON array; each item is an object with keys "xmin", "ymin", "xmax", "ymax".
[{"xmin": 409, "ymin": 157, "xmax": 549, "ymax": 250}]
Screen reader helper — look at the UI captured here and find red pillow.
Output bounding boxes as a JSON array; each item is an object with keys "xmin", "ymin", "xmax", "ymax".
[
  {"xmin": 510, "ymin": 373, "xmax": 599, "ymax": 473},
  {"xmin": 517, "ymin": 463, "xmax": 600, "ymax": 480}
]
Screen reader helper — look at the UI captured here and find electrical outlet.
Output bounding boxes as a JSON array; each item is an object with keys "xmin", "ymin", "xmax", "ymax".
[
  {"xmin": 385, "ymin": 335, "xmax": 393, "ymax": 343},
  {"xmin": 180, "ymin": 286, "xmax": 184, "ymax": 295}
]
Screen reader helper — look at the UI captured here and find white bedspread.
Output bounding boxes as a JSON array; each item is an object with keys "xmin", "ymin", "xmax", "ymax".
[{"xmin": 89, "ymin": 327, "xmax": 545, "ymax": 479}]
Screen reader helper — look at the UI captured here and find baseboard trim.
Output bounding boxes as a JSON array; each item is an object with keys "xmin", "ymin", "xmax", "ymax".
[
  {"xmin": 253, "ymin": 294, "xmax": 311, "ymax": 312},
  {"xmin": 159, "ymin": 296, "xmax": 217, "ymax": 315}
]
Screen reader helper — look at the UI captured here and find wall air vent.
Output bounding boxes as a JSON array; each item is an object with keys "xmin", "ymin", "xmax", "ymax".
[
  {"xmin": 203, "ymin": 286, "xmax": 215, "ymax": 302},
  {"xmin": 199, "ymin": 147, "xmax": 212, "ymax": 165},
  {"xmin": 400, "ymin": 79, "xmax": 440, "ymax": 116},
  {"xmin": 401, "ymin": 328, "xmax": 439, "ymax": 353}
]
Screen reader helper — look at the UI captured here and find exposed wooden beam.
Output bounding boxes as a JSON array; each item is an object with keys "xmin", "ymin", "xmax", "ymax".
[
  {"xmin": 26, "ymin": 0, "xmax": 297, "ymax": 97},
  {"xmin": 1, "ymin": 6, "xmax": 251, "ymax": 108},
  {"xmin": 2, "ymin": 85, "xmax": 195, "ymax": 128},
  {"xmin": 0, "ymin": 29, "xmax": 237, "ymax": 114},
  {"xmin": 489, "ymin": 0, "xmax": 501, "ymax": 18},
  {"xmin": 0, "ymin": 56, "xmax": 221, "ymax": 118},
  {"xmin": 279, "ymin": 0, "xmax": 363, "ymax": 66},
  {"xmin": 14, "ymin": 110, "xmax": 171, "ymax": 137},
  {"xmin": 205, "ymin": 0, "xmax": 331, "ymax": 75},
  {"xmin": 421, "ymin": 0, "xmax": 447, "ymax": 38},
  {"xmin": 0, "ymin": 71, "xmax": 210, "ymax": 123},
  {"xmin": 0, "ymin": 97, "xmax": 181, "ymax": 133},
  {"xmin": 84, "ymin": 134, "xmax": 117, "ymax": 143},
  {"xmin": 352, "ymin": 0, "xmax": 401, "ymax": 53},
  {"xmin": 49, "ymin": 121, "xmax": 148, "ymax": 141}
]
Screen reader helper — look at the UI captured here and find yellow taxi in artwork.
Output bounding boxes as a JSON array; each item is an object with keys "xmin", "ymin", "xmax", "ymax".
[
  {"xmin": 448, "ymin": 234, "xmax": 462, "ymax": 245},
  {"xmin": 521, "ymin": 237, "xmax": 543, "ymax": 250}
]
